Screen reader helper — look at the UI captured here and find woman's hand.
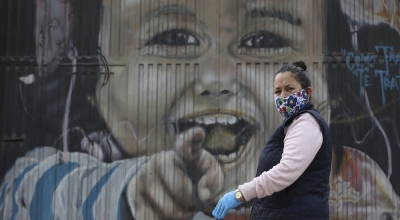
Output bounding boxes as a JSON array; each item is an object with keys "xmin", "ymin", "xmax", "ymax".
[{"xmin": 212, "ymin": 190, "xmax": 242, "ymax": 219}]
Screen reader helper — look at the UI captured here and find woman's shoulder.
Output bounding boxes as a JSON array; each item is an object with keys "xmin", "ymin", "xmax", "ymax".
[
  {"xmin": 287, "ymin": 113, "xmax": 320, "ymax": 131},
  {"xmin": 294, "ymin": 112, "xmax": 318, "ymax": 124},
  {"xmin": 283, "ymin": 113, "xmax": 319, "ymax": 134}
]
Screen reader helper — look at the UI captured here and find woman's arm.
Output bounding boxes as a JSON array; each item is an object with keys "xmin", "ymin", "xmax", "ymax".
[{"xmin": 239, "ymin": 113, "xmax": 323, "ymax": 200}]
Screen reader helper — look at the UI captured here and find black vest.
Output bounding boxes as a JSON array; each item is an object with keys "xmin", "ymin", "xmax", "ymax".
[{"xmin": 250, "ymin": 102, "xmax": 332, "ymax": 219}]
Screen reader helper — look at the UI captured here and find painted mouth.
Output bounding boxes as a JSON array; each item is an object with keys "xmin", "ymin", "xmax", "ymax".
[{"xmin": 172, "ymin": 114, "xmax": 257, "ymax": 163}]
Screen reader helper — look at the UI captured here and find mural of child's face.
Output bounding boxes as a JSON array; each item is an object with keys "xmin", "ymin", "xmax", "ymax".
[{"xmin": 98, "ymin": 0, "xmax": 326, "ymax": 186}]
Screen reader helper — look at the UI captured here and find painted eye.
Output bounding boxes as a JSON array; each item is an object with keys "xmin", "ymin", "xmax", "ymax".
[
  {"xmin": 145, "ymin": 29, "xmax": 200, "ymax": 46},
  {"xmin": 239, "ymin": 31, "xmax": 290, "ymax": 49}
]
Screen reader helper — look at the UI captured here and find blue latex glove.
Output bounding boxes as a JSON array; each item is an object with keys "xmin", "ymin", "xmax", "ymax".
[{"xmin": 212, "ymin": 190, "xmax": 242, "ymax": 219}]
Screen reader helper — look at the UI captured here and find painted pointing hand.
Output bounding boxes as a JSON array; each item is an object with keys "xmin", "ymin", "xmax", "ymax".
[{"xmin": 127, "ymin": 126, "xmax": 224, "ymax": 219}]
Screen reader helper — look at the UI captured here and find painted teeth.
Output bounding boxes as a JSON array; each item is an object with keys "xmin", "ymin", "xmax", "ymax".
[
  {"xmin": 217, "ymin": 152, "xmax": 238, "ymax": 161},
  {"xmin": 227, "ymin": 117, "xmax": 238, "ymax": 124},
  {"xmin": 204, "ymin": 117, "xmax": 216, "ymax": 125},
  {"xmin": 216, "ymin": 117, "xmax": 228, "ymax": 124},
  {"xmin": 192, "ymin": 116, "xmax": 239, "ymax": 125},
  {"xmin": 195, "ymin": 118, "xmax": 203, "ymax": 124}
]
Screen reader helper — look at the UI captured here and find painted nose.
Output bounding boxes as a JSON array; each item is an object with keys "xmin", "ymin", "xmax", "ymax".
[
  {"xmin": 196, "ymin": 66, "xmax": 238, "ymax": 99},
  {"xmin": 199, "ymin": 88, "xmax": 234, "ymax": 97},
  {"xmin": 195, "ymin": 51, "xmax": 238, "ymax": 98}
]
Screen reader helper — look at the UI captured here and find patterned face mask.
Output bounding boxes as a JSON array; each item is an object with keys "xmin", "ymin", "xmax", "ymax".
[{"xmin": 274, "ymin": 89, "xmax": 309, "ymax": 120}]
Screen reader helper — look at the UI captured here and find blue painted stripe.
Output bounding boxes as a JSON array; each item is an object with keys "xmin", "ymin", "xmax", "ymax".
[
  {"xmin": 82, "ymin": 163, "xmax": 120, "ymax": 220},
  {"xmin": 29, "ymin": 162, "xmax": 79, "ymax": 220},
  {"xmin": 117, "ymin": 195, "xmax": 122, "ymax": 220},
  {"xmin": 0, "ymin": 183, "xmax": 8, "ymax": 208},
  {"xmin": 10, "ymin": 163, "xmax": 38, "ymax": 220},
  {"xmin": 116, "ymin": 158, "xmax": 148, "ymax": 220}
]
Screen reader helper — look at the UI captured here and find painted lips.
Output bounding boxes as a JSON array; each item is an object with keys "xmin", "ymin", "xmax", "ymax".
[{"xmin": 173, "ymin": 114, "xmax": 257, "ymax": 163}]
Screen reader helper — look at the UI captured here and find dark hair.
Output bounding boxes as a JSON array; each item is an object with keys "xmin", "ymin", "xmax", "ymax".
[{"xmin": 275, "ymin": 61, "xmax": 311, "ymax": 89}]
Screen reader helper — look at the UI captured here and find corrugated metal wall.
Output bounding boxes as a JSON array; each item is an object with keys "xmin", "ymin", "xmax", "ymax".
[{"xmin": 0, "ymin": 0, "xmax": 399, "ymax": 219}]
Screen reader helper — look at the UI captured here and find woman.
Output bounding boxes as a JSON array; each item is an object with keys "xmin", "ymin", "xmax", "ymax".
[{"xmin": 212, "ymin": 61, "xmax": 332, "ymax": 219}]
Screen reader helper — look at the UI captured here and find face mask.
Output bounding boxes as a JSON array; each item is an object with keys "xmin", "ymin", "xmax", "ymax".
[{"xmin": 274, "ymin": 89, "xmax": 309, "ymax": 120}]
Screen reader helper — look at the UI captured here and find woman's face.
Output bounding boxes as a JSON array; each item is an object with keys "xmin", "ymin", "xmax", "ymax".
[
  {"xmin": 274, "ymin": 71, "xmax": 304, "ymax": 97},
  {"xmin": 97, "ymin": 0, "xmax": 325, "ymax": 184}
]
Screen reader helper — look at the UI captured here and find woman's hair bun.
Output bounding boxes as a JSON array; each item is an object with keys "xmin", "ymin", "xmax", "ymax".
[{"xmin": 293, "ymin": 61, "xmax": 307, "ymax": 71}]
